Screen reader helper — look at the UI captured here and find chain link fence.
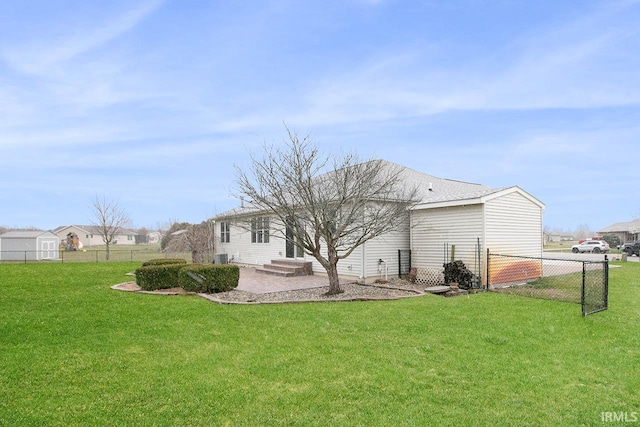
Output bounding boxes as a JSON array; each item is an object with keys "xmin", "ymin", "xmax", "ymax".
[
  {"xmin": 487, "ymin": 253, "xmax": 608, "ymax": 316},
  {"xmin": 400, "ymin": 240, "xmax": 484, "ymax": 289}
]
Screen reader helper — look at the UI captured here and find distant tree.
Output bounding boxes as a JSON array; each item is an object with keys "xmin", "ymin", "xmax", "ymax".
[
  {"xmin": 573, "ymin": 224, "xmax": 594, "ymax": 241},
  {"xmin": 161, "ymin": 221, "xmax": 190, "ymax": 250},
  {"xmin": 135, "ymin": 227, "xmax": 150, "ymax": 244},
  {"xmin": 164, "ymin": 220, "xmax": 215, "ymax": 263},
  {"xmin": 234, "ymin": 129, "xmax": 420, "ymax": 295},
  {"xmin": 90, "ymin": 194, "xmax": 131, "ymax": 260}
]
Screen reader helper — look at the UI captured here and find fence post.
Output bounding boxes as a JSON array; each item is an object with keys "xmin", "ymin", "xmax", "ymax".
[
  {"xmin": 604, "ymin": 256, "xmax": 609, "ymax": 310},
  {"xmin": 581, "ymin": 261, "xmax": 586, "ymax": 316},
  {"xmin": 485, "ymin": 248, "xmax": 490, "ymax": 289}
]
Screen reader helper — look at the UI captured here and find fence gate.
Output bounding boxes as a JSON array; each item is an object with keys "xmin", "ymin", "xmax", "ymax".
[
  {"xmin": 581, "ymin": 260, "xmax": 609, "ymax": 316},
  {"xmin": 487, "ymin": 252, "xmax": 608, "ymax": 316},
  {"xmin": 398, "ymin": 249, "xmax": 411, "ymax": 277}
]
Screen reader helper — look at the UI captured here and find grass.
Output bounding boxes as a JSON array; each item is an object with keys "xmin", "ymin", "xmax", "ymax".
[
  {"xmin": 494, "ymin": 272, "xmax": 583, "ymax": 303},
  {"xmin": 51, "ymin": 243, "xmax": 200, "ymax": 263},
  {"xmin": 1, "ymin": 262, "xmax": 639, "ymax": 425}
]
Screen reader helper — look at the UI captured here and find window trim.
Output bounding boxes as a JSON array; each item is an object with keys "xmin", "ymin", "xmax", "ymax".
[
  {"xmin": 220, "ymin": 221, "xmax": 230, "ymax": 243},
  {"xmin": 251, "ymin": 217, "xmax": 270, "ymax": 244}
]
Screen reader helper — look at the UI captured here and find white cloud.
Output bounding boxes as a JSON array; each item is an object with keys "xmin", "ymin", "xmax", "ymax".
[
  {"xmin": 281, "ymin": 0, "xmax": 640, "ymax": 128},
  {"xmin": 1, "ymin": 0, "xmax": 164, "ymax": 75}
]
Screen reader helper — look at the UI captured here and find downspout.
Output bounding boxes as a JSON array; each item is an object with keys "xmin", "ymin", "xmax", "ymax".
[
  {"xmin": 360, "ymin": 203, "xmax": 367, "ymax": 282},
  {"xmin": 482, "ymin": 202, "xmax": 487, "ymax": 288},
  {"xmin": 360, "ymin": 241, "xmax": 366, "ymax": 282}
]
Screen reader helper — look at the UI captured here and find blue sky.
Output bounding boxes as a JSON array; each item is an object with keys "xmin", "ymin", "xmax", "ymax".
[{"xmin": 1, "ymin": 0, "xmax": 639, "ymax": 232}]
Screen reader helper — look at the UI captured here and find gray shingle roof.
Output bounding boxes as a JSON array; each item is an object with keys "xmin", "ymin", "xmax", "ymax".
[
  {"xmin": 390, "ymin": 161, "xmax": 495, "ymax": 204},
  {"xmin": 55, "ymin": 225, "xmax": 137, "ymax": 235},
  {"xmin": 0, "ymin": 230, "xmax": 56, "ymax": 238},
  {"xmin": 599, "ymin": 219, "xmax": 640, "ymax": 233},
  {"xmin": 215, "ymin": 160, "xmax": 512, "ymax": 218}
]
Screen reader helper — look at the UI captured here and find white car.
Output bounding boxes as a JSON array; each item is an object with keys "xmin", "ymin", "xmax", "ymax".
[{"xmin": 571, "ymin": 240, "xmax": 610, "ymax": 253}]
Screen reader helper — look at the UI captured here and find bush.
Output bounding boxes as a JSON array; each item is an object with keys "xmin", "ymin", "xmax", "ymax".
[
  {"xmin": 178, "ymin": 264, "xmax": 240, "ymax": 293},
  {"xmin": 135, "ymin": 263, "xmax": 185, "ymax": 291},
  {"xmin": 443, "ymin": 260, "xmax": 475, "ymax": 290},
  {"xmin": 141, "ymin": 258, "xmax": 187, "ymax": 267},
  {"xmin": 602, "ymin": 234, "xmax": 621, "ymax": 249}
]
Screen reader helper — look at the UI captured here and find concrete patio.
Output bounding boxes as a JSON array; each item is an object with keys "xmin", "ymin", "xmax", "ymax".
[{"xmin": 235, "ymin": 266, "xmax": 352, "ymax": 294}]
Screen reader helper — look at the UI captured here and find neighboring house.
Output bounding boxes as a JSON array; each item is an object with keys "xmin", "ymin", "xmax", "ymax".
[
  {"xmin": 547, "ymin": 234, "xmax": 574, "ymax": 243},
  {"xmin": 0, "ymin": 230, "xmax": 60, "ymax": 261},
  {"xmin": 53, "ymin": 225, "xmax": 137, "ymax": 248},
  {"xmin": 598, "ymin": 219, "xmax": 640, "ymax": 244},
  {"xmin": 213, "ymin": 160, "xmax": 544, "ymax": 287},
  {"xmin": 147, "ymin": 231, "xmax": 163, "ymax": 244}
]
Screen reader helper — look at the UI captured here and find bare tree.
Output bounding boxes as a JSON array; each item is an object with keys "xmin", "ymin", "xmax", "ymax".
[
  {"xmin": 234, "ymin": 129, "xmax": 419, "ymax": 295},
  {"xmin": 90, "ymin": 194, "xmax": 131, "ymax": 260},
  {"xmin": 165, "ymin": 220, "xmax": 215, "ymax": 263},
  {"xmin": 573, "ymin": 223, "xmax": 595, "ymax": 241},
  {"xmin": 135, "ymin": 227, "xmax": 150, "ymax": 244}
]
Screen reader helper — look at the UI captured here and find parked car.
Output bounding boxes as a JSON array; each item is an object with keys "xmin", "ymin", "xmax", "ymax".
[
  {"xmin": 622, "ymin": 242, "xmax": 640, "ymax": 256},
  {"xmin": 571, "ymin": 240, "xmax": 610, "ymax": 253}
]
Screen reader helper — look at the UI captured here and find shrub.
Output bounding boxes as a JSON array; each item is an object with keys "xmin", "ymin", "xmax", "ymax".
[
  {"xmin": 141, "ymin": 258, "xmax": 187, "ymax": 267},
  {"xmin": 135, "ymin": 263, "xmax": 185, "ymax": 291},
  {"xmin": 178, "ymin": 264, "xmax": 240, "ymax": 293},
  {"xmin": 602, "ymin": 234, "xmax": 621, "ymax": 249},
  {"xmin": 443, "ymin": 260, "xmax": 475, "ymax": 290}
]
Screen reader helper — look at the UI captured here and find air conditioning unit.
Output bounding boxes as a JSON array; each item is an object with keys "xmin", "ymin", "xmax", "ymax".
[{"xmin": 214, "ymin": 253, "xmax": 228, "ymax": 264}]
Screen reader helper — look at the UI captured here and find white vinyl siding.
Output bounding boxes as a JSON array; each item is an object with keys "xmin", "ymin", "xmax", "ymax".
[
  {"xmin": 410, "ymin": 204, "xmax": 484, "ymax": 271},
  {"xmin": 216, "ymin": 217, "xmax": 282, "ymax": 266},
  {"xmin": 485, "ymin": 191, "xmax": 543, "ymax": 257},
  {"xmin": 215, "ymin": 212, "xmax": 410, "ymax": 281},
  {"xmin": 361, "ymin": 215, "xmax": 410, "ymax": 279}
]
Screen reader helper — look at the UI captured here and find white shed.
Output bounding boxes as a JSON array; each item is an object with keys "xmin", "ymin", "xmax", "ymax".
[
  {"xmin": 0, "ymin": 231, "xmax": 60, "ymax": 261},
  {"xmin": 410, "ymin": 186, "xmax": 545, "ymax": 286}
]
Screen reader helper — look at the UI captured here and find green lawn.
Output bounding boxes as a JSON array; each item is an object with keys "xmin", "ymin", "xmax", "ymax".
[{"xmin": 1, "ymin": 262, "xmax": 639, "ymax": 426}]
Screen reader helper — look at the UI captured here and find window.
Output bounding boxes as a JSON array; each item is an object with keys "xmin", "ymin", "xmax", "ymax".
[
  {"xmin": 251, "ymin": 217, "xmax": 270, "ymax": 243},
  {"xmin": 220, "ymin": 221, "xmax": 230, "ymax": 243}
]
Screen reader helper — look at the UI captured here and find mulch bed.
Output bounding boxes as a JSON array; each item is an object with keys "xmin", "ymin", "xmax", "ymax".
[{"xmin": 111, "ymin": 279, "xmax": 428, "ymax": 304}]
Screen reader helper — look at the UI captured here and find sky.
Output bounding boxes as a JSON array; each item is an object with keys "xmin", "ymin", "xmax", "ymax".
[{"xmin": 1, "ymin": 0, "xmax": 639, "ymax": 232}]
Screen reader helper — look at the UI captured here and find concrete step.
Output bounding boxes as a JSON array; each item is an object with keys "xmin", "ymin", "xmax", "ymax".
[
  {"xmin": 255, "ymin": 266, "xmax": 297, "ymax": 277},
  {"xmin": 255, "ymin": 260, "xmax": 313, "ymax": 277}
]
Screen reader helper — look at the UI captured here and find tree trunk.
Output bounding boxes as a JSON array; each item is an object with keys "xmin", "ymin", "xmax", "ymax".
[
  {"xmin": 105, "ymin": 243, "xmax": 110, "ymax": 261},
  {"xmin": 325, "ymin": 262, "xmax": 342, "ymax": 295}
]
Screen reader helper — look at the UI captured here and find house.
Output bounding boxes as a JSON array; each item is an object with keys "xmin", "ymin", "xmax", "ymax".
[
  {"xmin": 53, "ymin": 225, "xmax": 137, "ymax": 248},
  {"xmin": 147, "ymin": 231, "xmax": 163, "ymax": 244},
  {"xmin": 0, "ymin": 230, "xmax": 60, "ymax": 261},
  {"xmin": 598, "ymin": 219, "xmax": 640, "ymax": 244},
  {"xmin": 547, "ymin": 234, "xmax": 574, "ymax": 243},
  {"xmin": 213, "ymin": 160, "xmax": 544, "ymax": 286}
]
